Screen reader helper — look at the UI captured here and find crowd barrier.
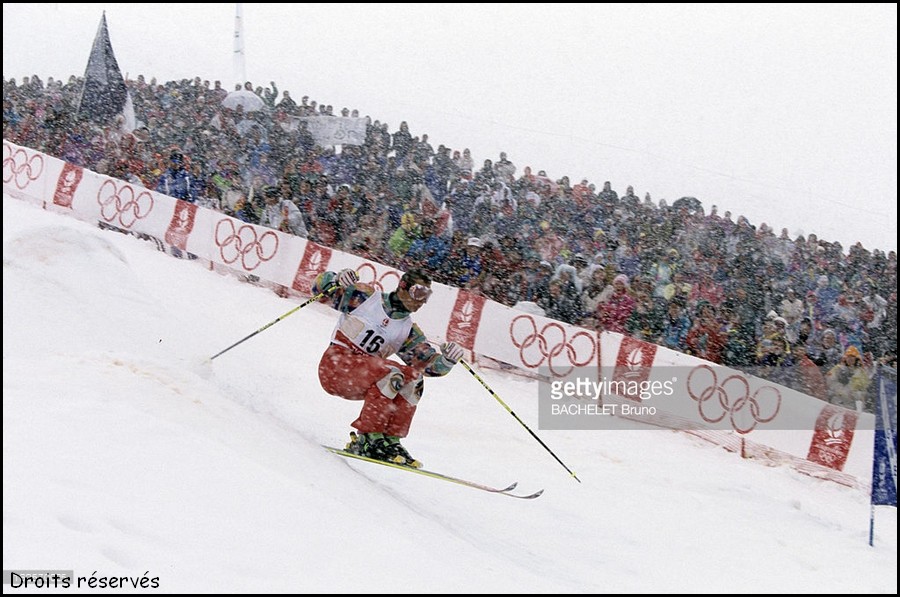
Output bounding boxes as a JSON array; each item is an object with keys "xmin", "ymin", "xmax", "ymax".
[{"xmin": 4, "ymin": 139, "xmax": 874, "ymax": 488}]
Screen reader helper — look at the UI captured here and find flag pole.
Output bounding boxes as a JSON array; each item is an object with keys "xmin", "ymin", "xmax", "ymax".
[
  {"xmin": 868, "ymin": 502, "xmax": 875, "ymax": 547},
  {"xmin": 867, "ymin": 364, "xmax": 899, "ymax": 546},
  {"xmin": 233, "ymin": 3, "xmax": 246, "ymax": 87}
]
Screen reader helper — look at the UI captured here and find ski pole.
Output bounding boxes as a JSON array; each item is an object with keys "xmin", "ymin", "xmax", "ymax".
[
  {"xmin": 206, "ymin": 286, "xmax": 333, "ymax": 362},
  {"xmin": 460, "ymin": 359, "xmax": 581, "ymax": 483}
]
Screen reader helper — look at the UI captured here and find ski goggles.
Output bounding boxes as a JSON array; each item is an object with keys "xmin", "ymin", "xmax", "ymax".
[{"xmin": 408, "ymin": 283, "xmax": 433, "ymax": 302}]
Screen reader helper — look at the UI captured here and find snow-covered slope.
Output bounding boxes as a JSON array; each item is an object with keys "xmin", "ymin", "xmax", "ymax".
[{"xmin": 3, "ymin": 195, "xmax": 896, "ymax": 593}]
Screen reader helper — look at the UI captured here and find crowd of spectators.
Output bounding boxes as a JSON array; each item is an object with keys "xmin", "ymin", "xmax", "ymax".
[{"xmin": 4, "ymin": 73, "xmax": 896, "ymax": 413}]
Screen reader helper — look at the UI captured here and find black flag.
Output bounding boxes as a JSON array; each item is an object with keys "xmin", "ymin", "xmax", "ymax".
[{"xmin": 75, "ymin": 12, "xmax": 133, "ymax": 128}]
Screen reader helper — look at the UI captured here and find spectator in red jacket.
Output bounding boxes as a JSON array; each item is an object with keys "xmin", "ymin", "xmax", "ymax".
[
  {"xmin": 686, "ymin": 301, "xmax": 726, "ymax": 363},
  {"xmin": 788, "ymin": 343, "xmax": 827, "ymax": 400},
  {"xmin": 597, "ymin": 274, "xmax": 635, "ymax": 334}
]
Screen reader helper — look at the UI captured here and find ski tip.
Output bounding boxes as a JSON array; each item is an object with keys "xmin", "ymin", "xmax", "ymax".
[
  {"xmin": 505, "ymin": 488, "xmax": 544, "ymax": 500},
  {"xmin": 501, "ymin": 482, "xmax": 518, "ymax": 492}
]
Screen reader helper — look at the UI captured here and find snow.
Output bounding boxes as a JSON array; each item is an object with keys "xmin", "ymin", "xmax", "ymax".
[{"xmin": 3, "ymin": 194, "xmax": 896, "ymax": 593}]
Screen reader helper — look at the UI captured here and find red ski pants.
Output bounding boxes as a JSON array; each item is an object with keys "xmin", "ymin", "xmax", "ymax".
[{"xmin": 318, "ymin": 343, "xmax": 422, "ymax": 437}]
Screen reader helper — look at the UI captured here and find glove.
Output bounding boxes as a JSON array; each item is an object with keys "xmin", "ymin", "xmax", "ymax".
[
  {"xmin": 441, "ymin": 342, "xmax": 465, "ymax": 365},
  {"xmin": 336, "ymin": 269, "xmax": 359, "ymax": 289}
]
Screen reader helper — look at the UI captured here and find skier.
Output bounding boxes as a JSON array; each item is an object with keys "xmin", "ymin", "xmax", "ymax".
[{"xmin": 312, "ymin": 268, "xmax": 464, "ymax": 468}]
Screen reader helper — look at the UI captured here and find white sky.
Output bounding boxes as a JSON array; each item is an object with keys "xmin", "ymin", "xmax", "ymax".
[
  {"xmin": 2, "ymin": 3, "xmax": 898, "ymax": 253},
  {"xmin": 3, "ymin": 194, "xmax": 897, "ymax": 592}
]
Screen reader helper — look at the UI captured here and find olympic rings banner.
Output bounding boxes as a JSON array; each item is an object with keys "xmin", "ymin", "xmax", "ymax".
[
  {"xmin": 598, "ymin": 331, "xmax": 874, "ymax": 484},
  {"xmin": 3, "ymin": 140, "xmax": 874, "ymax": 486}
]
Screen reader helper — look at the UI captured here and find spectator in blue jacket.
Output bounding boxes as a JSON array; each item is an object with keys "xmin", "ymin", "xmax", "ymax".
[
  {"xmin": 406, "ymin": 219, "xmax": 449, "ymax": 271},
  {"xmin": 658, "ymin": 298, "xmax": 692, "ymax": 352},
  {"xmin": 156, "ymin": 151, "xmax": 197, "ymax": 202}
]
